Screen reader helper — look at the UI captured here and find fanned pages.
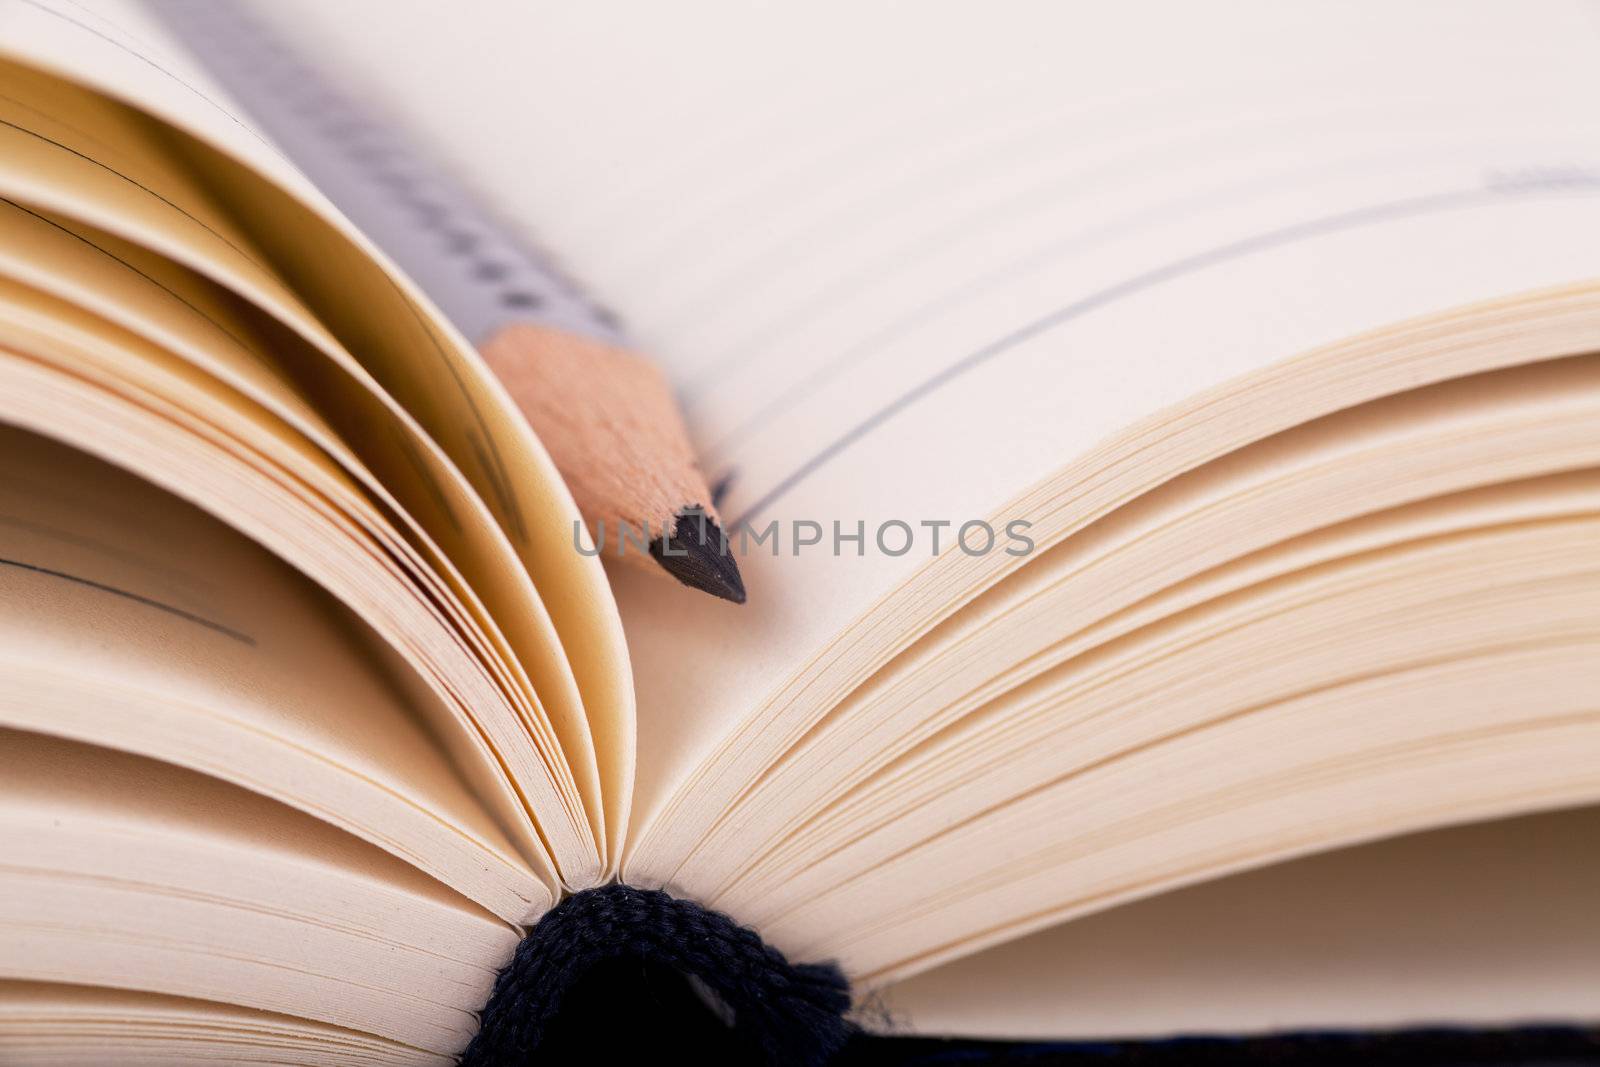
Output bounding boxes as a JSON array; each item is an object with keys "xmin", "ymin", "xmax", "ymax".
[{"xmin": 1, "ymin": 0, "xmax": 1599, "ymax": 1062}]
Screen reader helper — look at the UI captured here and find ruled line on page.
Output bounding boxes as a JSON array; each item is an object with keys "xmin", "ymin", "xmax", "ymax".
[
  {"xmin": 0, "ymin": 554, "xmax": 254, "ymax": 645},
  {"xmin": 693, "ymin": 146, "xmax": 1453, "ymax": 458},
  {"xmin": 0, "ymin": 113, "xmax": 273, "ymax": 274},
  {"xmin": 146, "ymin": 0, "xmax": 538, "ymax": 542},
  {"xmin": 726, "ymin": 179, "xmax": 1600, "ymax": 528},
  {"xmin": 0, "ymin": 509, "xmax": 217, "ymax": 601},
  {"xmin": 0, "ymin": 196, "xmax": 276, "ymax": 375},
  {"xmin": 12, "ymin": 0, "xmax": 280, "ymax": 157}
]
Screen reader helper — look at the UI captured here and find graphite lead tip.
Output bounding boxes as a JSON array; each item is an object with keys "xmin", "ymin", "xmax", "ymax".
[{"xmin": 648, "ymin": 510, "xmax": 746, "ymax": 605}]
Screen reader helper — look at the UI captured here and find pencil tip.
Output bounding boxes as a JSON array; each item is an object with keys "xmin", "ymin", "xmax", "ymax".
[{"xmin": 648, "ymin": 509, "xmax": 747, "ymax": 604}]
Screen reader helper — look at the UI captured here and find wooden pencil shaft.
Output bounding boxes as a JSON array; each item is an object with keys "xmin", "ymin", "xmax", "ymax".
[
  {"xmin": 149, "ymin": 0, "xmax": 741, "ymax": 599},
  {"xmin": 480, "ymin": 321, "xmax": 719, "ymax": 542}
]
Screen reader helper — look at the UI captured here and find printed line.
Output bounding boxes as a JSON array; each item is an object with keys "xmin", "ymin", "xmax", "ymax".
[
  {"xmin": 0, "ymin": 510, "xmax": 214, "ymax": 597},
  {"xmin": 729, "ymin": 183, "xmax": 1585, "ymax": 526},
  {"xmin": 13, "ymin": 0, "xmax": 281, "ymax": 158},
  {"xmin": 699, "ymin": 148, "xmax": 1419, "ymax": 457},
  {"xmin": 0, "ymin": 196, "xmax": 274, "ymax": 372},
  {"xmin": 43, "ymin": 0, "xmax": 524, "ymax": 545},
  {"xmin": 152, "ymin": 0, "xmax": 530, "ymax": 543},
  {"xmin": 0, "ymin": 115, "xmax": 273, "ymax": 274},
  {"xmin": 0, "ymin": 554, "xmax": 254, "ymax": 645},
  {"xmin": 0, "ymin": 88, "xmax": 117, "ymax": 154}
]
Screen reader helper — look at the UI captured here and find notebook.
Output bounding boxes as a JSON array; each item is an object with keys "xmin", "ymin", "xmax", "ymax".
[{"xmin": 1, "ymin": 0, "xmax": 1599, "ymax": 1062}]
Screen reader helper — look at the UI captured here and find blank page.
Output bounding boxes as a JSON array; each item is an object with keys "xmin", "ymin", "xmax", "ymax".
[
  {"xmin": 878, "ymin": 804, "xmax": 1600, "ymax": 1037},
  {"xmin": 0, "ymin": 421, "xmax": 549, "ymax": 918},
  {"xmin": 246, "ymin": 1, "xmax": 1600, "ymax": 855}
]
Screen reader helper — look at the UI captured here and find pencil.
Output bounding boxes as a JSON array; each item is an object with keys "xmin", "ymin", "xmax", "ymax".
[
  {"xmin": 479, "ymin": 322, "xmax": 745, "ymax": 604},
  {"xmin": 151, "ymin": 0, "xmax": 745, "ymax": 604}
]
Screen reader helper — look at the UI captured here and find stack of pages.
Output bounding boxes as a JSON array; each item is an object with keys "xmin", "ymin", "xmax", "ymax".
[{"xmin": 0, "ymin": 1, "xmax": 1597, "ymax": 1062}]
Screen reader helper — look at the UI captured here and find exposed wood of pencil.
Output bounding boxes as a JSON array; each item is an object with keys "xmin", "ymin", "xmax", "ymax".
[{"xmin": 479, "ymin": 322, "xmax": 742, "ymax": 601}]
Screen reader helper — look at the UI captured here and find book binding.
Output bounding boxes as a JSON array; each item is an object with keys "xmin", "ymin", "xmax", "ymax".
[{"xmin": 463, "ymin": 885, "xmax": 853, "ymax": 1066}]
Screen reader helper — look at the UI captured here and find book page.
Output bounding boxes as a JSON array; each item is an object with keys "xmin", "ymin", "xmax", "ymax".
[
  {"xmin": 0, "ymin": 421, "xmax": 551, "ymax": 920},
  {"xmin": 259, "ymin": 1, "xmax": 1600, "ymax": 866},
  {"xmin": 0, "ymin": 982, "xmax": 450, "ymax": 1067},
  {"xmin": 0, "ymin": 0, "xmax": 635, "ymax": 869},
  {"xmin": 878, "ymin": 804, "xmax": 1600, "ymax": 1038},
  {"xmin": 0, "ymin": 59, "xmax": 600, "ymax": 882},
  {"xmin": 0, "ymin": 0, "xmax": 319, "ymax": 201},
  {"xmin": 0, "ymin": 729, "xmax": 515, "ymax": 1054}
]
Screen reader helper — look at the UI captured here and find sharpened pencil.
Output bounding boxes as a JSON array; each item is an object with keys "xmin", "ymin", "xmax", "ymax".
[
  {"xmin": 479, "ymin": 323, "xmax": 745, "ymax": 604},
  {"xmin": 152, "ymin": 0, "xmax": 745, "ymax": 604}
]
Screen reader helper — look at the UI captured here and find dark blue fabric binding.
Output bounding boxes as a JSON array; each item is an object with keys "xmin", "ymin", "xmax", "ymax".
[
  {"xmin": 459, "ymin": 885, "xmax": 1600, "ymax": 1065},
  {"xmin": 460, "ymin": 884, "xmax": 853, "ymax": 1066}
]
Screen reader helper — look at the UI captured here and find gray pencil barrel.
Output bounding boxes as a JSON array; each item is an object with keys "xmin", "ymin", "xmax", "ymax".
[{"xmin": 145, "ymin": 0, "xmax": 625, "ymax": 348}]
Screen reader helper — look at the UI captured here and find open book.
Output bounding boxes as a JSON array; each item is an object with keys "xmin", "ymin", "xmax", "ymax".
[{"xmin": 3, "ymin": 0, "xmax": 1600, "ymax": 1061}]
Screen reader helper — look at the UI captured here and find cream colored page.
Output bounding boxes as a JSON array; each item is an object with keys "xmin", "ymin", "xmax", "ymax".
[
  {"xmin": 0, "ymin": 63, "xmax": 596, "ymax": 882},
  {"xmin": 0, "ymin": 0, "xmax": 633, "ymax": 867},
  {"xmin": 0, "ymin": 0, "xmax": 319, "ymax": 200},
  {"xmin": 253, "ymin": 0, "xmax": 1600, "ymax": 522},
  {"xmin": 0, "ymin": 730, "xmax": 515, "ymax": 1053},
  {"xmin": 0, "ymin": 262, "xmax": 578, "ymax": 899},
  {"xmin": 0, "ymin": 983, "xmax": 447, "ymax": 1067},
  {"xmin": 879, "ymin": 805, "xmax": 1600, "ymax": 1038},
  {"xmin": 265, "ymin": 0, "xmax": 1600, "ymax": 850},
  {"xmin": 0, "ymin": 423, "xmax": 549, "ymax": 917}
]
